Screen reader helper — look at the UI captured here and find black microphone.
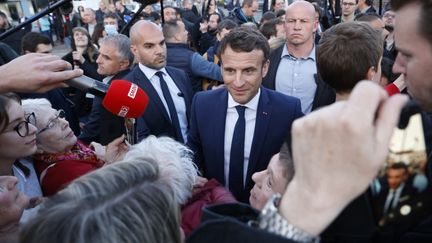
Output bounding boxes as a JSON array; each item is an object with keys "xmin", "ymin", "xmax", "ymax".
[
  {"xmin": 133, "ymin": 0, "xmax": 160, "ymax": 4},
  {"xmin": 177, "ymin": 92, "xmax": 184, "ymax": 97},
  {"xmin": 64, "ymin": 75, "xmax": 108, "ymax": 97}
]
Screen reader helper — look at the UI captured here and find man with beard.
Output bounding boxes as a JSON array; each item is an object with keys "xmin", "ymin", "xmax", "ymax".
[
  {"xmin": 125, "ymin": 20, "xmax": 193, "ymax": 143},
  {"xmin": 199, "ymin": 13, "xmax": 221, "ymax": 54}
]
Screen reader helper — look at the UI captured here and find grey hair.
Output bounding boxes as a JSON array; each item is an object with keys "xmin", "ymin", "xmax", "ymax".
[
  {"xmin": 20, "ymin": 160, "xmax": 182, "ymax": 243},
  {"xmin": 21, "ymin": 98, "xmax": 52, "ymax": 118},
  {"xmin": 123, "ymin": 135, "xmax": 198, "ymax": 205},
  {"xmin": 99, "ymin": 34, "xmax": 134, "ymax": 67}
]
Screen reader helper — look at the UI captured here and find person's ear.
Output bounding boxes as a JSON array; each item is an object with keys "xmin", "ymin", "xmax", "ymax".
[{"xmin": 366, "ymin": 66, "xmax": 376, "ymax": 81}]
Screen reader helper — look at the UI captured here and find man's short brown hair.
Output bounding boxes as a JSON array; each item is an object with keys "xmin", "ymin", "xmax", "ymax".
[{"xmin": 317, "ymin": 22, "xmax": 383, "ymax": 93}]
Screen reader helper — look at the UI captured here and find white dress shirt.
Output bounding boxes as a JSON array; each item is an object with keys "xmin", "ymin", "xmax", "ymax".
[
  {"xmin": 138, "ymin": 63, "xmax": 188, "ymax": 142},
  {"xmin": 224, "ymin": 89, "xmax": 260, "ymax": 188}
]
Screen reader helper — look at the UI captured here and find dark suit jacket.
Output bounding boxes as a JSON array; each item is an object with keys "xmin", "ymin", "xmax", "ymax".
[
  {"xmin": 187, "ymin": 87, "xmax": 303, "ymax": 202},
  {"xmin": 124, "ymin": 65, "xmax": 193, "ymax": 142},
  {"xmin": 262, "ymin": 44, "xmax": 335, "ymax": 111},
  {"xmin": 79, "ymin": 69, "xmax": 131, "ymax": 145}
]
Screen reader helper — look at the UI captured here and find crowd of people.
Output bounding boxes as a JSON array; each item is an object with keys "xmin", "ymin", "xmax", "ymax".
[{"xmin": 0, "ymin": 0, "xmax": 432, "ymax": 242}]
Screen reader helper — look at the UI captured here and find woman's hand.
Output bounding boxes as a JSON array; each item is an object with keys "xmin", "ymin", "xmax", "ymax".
[
  {"xmin": 72, "ymin": 50, "xmax": 85, "ymax": 64},
  {"xmin": 89, "ymin": 141, "xmax": 106, "ymax": 161},
  {"xmin": 104, "ymin": 135, "xmax": 129, "ymax": 164}
]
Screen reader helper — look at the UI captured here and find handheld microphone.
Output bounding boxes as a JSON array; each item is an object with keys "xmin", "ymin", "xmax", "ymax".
[
  {"xmin": 102, "ymin": 80, "xmax": 149, "ymax": 118},
  {"xmin": 65, "ymin": 75, "xmax": 149, "ymax": 118}
]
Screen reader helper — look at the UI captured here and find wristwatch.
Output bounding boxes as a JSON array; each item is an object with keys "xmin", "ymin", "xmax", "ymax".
[{"xmin": 258, "ymin": 193, "xmax": 320, "ymax": 243}]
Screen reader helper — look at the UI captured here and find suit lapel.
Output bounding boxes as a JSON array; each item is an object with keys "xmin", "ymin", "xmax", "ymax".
[
  {"xmin": 247, "ymin": 88, "xmax": 271, "ymax": 185},
  {"xmin": 133, "ymin": 67, "xmax": 171, "ymax": 122},
  {"xmin": 214, "ymin": 89, "xmax": 228, "ymax": 185}
]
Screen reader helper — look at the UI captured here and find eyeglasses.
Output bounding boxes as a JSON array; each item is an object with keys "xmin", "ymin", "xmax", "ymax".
[
  {"xmin": 342, "ymin": 2, "xmax": 356, "ymax": 6},
  {"xmin": 37, "ymin": 109, "xmax": 66, "ymax": 135},
  {"xmin": 12, "ymin": 112, "xmax": 36, "ymax": 138}
]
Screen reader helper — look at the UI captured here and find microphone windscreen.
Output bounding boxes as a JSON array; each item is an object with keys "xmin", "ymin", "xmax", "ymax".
[{"xmin": 102, "ymin": 80, "xmax": 149, "ymax": 118}]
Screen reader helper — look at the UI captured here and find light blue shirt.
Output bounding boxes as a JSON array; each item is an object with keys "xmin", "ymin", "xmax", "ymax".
[
  {"xmin": 138, "ymin": 63, "xmax": 188, "ymax": 143},
  {"xmin": 275, "ymin": 45, "xmax": 317, "ymax": 114},
  {"xmin": 13, "ymin": 158, "xmax": 42, "ymax": 224}
]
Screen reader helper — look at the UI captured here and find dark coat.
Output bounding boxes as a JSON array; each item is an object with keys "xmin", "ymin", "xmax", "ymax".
[{"xmin": 123, "ymin": 65, "xmax": 193, "ymax": 142}]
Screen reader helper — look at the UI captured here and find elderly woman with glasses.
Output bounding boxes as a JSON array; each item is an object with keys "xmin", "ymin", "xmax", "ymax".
[
  {"xmin": 22, "ymin": 98, "xmax": 128, "ymax": 196},
  {"xmin": 0, "ymin": 93, "xmax": 43, "ymax": 224}
]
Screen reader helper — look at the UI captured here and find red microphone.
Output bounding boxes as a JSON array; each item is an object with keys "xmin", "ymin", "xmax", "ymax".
[{"xmin": 102, "ymin": 80, "xmax": 149, "ymax": 118}]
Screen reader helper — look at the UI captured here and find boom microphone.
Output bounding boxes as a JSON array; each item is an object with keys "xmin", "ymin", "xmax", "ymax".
[
  {"xmin": 65, "ymin": 75, "xmax": 149, "ymax": 118},
  {"xmin": 64, "ymin": 75, "xmax": 109, "ymax": 97}
]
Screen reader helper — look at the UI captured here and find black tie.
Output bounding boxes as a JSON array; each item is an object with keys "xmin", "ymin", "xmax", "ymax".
[
  {"xmin": 155, "ymin": 71, "xmax": 184, "ymax": 143},
  {"xmin": 229, "ymin": 105, "xmax": 246, "ymax": 199}
]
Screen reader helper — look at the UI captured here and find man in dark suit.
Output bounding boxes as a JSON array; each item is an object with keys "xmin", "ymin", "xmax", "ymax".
[
  {"xmin": 187, "ymin": 28, "xmax": 303, "ymax": 203},
  {"xmin": 125, "ymin": 20, "xmax": 193, "ymax": 143},
  {"xmin": 372, "ymin": 163, "xmax": 429, "ymax": 231},
  {"xmin": 262, "ymin": 1, "xmax": 335, "ymax": 113},
  {"xmin": 79, "ymin": 34, "xmax": 134, "ymax": 145}
]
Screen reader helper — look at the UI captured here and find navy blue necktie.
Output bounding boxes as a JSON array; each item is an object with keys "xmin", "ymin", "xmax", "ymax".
[
  {"xmin": 155, "ymin": 71, "xmax": 184, "ymax": 143},
  {"xmin": 229, "ymin": 105, "xmax": 246, "ymax": 199}
]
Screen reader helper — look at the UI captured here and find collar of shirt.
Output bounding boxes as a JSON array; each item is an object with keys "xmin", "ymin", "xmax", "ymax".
[
  {"xmin": 102, "ymin": 75, "xmax": 114, "ymax": 84},
  {"xmin": 138, "ymin": 63, "xmax": 168, "ymax": 80},
  {"xmin": 281, "ymin": 44, "xmax": 316, "ymax": 61},
  {"xmin": 361, "ymin": 6, "xmax": 371, "ymax": 13},
  {"xmin": 227, "ymin": 88, "xmax": 261, "ymax": 111}
]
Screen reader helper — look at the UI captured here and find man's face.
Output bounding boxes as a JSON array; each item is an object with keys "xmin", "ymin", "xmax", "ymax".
[
  {"xmin": 164, "ymin": 8, "xmax": 177, "ymax": 21},
  {"xmin": 115, "ymin": 2, "xmax": 122, "ymax": 11},
  {"xmin": 342, "ymin": 0, "xmax": 357, "ymax": 17},
  {"xmin": 35, "ymin": 43, "xmax": 53, "ymax": 54},
  {"xmin": 96, "ymin": 42, "xmax": 127, "ymax": 76},
  {"xmin": 221, "ymin": 46, "xmax": 269, "ymax": 104},
  {"xmin": 387, "ymin": 168, "xmax": 408, "ymax": 189},
  {"xmin": 177, "ymin": 21, "xmax": 189, "ymax": 43},
  {"xmin": 250, "ymin": 153, "xmax": 289, "ymax": 210},
  {"xmin": 284, "ymin": 4, "xmax": 318, "ymax": 47},
  {"xmin": 83, "ymin": 9, "xmax": 95, "ymax": 23},
  {"xmin": 393, "ymin": 3, "xmax": 432, "ymax": 112},
  {"xmin": 108, "ymin": 4, "xmax": 116, "ymax": 12},
  {"xmin": 144, "ymin": 5, "xmax": 153, "ymax": 14},
  {"xmin": 208, "ymin": 15, "xmax": 219, "ymax": 31},
  {"xmin": 103, "ymin": 17, "xmax": 118, "ymax": 30},
  {"xmin": 183, "ymin": 0, "xmax": 193, "ymax": 10},
  {"xmin": 243, "ymin": 1, "xmax": 259, "ymax": 18},
  {"xmin": 131, "ymin": 24, "xmax": 167, "ymax": 70},
  {"xmin": 274, "ymin": 0, "xmax": 285, "ymax": 11},
  {"xmin": 382, "ymin": 10, "xmax": 396, "ymax": 28},
  {"xmin": 370, "ymin": 18, "xmax": 389, "ymax": 40},
  {"xmin": 99, "ymin": 1, "xmax": 106, "ymax": 10}
]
